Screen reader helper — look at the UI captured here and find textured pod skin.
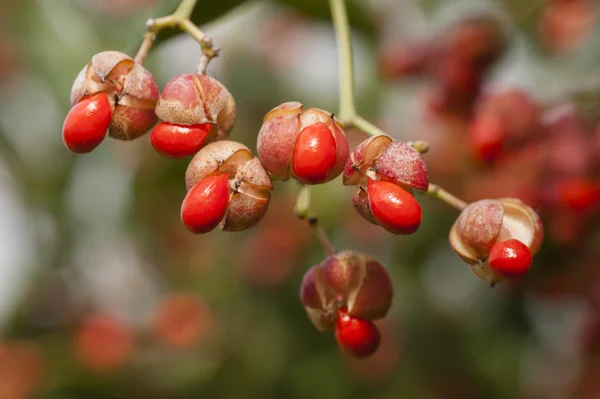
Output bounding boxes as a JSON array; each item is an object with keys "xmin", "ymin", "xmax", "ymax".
[
  {"xmin": 451, "ymin": 199, "xmax": 504, "ymax": 263},
  {"xmin": 449, "ymin": 198, "xmax": 544, "ymax": 285},
  {"xmin": 182, "ymin": 141, "xmax": 272, "ymax": 233},
  {"xmin": 343, "ymin": 135, "xmax": 429, "ymax": 191},
  {"xmin": 299, "ymin": 265, "xmax": 338, "ymax": 332},
  {"xmin": 256, "ymin": 102, "xmax": 349, "ymax": 183},
  {"xmin": 300, "ymin": 251, "xmax": 393, "ymax": 330},
  {"xmin": 352, "ymin": 188, "xmax": 377, "ymax": 225},
  {"xmin": 69, "ymin": 51, "xmax": 159, "ymax": 141},
  {"xmin": 155, "ymin": 74, "xmax": 236, "ymax": 144}
]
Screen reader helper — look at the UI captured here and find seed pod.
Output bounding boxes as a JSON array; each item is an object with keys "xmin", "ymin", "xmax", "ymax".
[
  {"xmin": 69, "ymin": 51, "xmax": 159, "ymax": 142},
  {"xmin": 343, "ymin": 135, "xmax": 429, "ymax": 191},
  {"xmin": 299, "ymin": 251, "xmax": 393, "ymax": 331},
  {"xmin": 299, "ymin": 265, "xmax": 338, "ymax": 332},
  {"xmin": 153, "ymin": 74, "xmax": 236, "ymax": 157},
  {"xmin": 257, "ymin": 102, "xmax": 349, "ymax": 184},
  {"xmin": 181, "ymin": 140, "xmax": 272, "ymax": 233},
  {"xmin": 449, "ymin": 198, "xmax": 544, "ymax": 285}
]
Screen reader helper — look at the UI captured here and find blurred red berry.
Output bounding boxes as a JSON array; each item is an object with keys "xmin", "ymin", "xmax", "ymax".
[
  {"xmin": 74, "ymin": 314, "xmax": 134, "ymax": 372},
  {"xmin": 153, "ymin": 293, "xmax": 213, "ymax": 348},
  {"xmin": 0, "ymin": 341, "xmax": 45, "ymax": 399}
]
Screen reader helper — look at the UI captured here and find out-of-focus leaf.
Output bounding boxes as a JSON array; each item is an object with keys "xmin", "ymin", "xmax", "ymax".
[{"xmin": 274, "ymin": 0, "xmax": 377, "ymax": 38}]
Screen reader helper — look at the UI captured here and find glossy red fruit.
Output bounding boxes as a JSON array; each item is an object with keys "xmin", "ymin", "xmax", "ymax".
[
  {"xmin": 181, "ymin": 174, "xmax": 230, "ymax": 233},
  {"xmin": 292, "ymin": 122, "xmax": 337, "ymax": 184},
  {"xmin": 150, "ymin": 122, "xmax": 211, "ymax": 158},
  {"xmin": 488, "ymin": 239, "xmax": 532, "ymax": 277},
  {"xmin": 367, "ymin": 179, "xmax": 422, "ymax": 235},
  {"xmin": 335, "ymin": 311, "xmax": 381, "ymax": 358},
  {"xmin": 62, "ymin": 93, "xmax": 112, "ymax": 153}
]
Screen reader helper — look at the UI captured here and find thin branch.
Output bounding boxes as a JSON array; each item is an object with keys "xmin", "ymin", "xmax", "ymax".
[
  {"xmin": 132, "ymin": 1, "xmax": 217, "ymax": 73},
  {"xmin": 426, "ymin": 183, "xmax": 468, "ymax": 211},
  {"xmin": 295, "ymin": 185, "xmax": 336, "ymax": 257},
  {"xmin": 351, "ymin": 115, "xmax": 388, "ymax": 137},
  {"xmin": 329, "ymin": 0, "xmax": 355, "ymax": 124}
]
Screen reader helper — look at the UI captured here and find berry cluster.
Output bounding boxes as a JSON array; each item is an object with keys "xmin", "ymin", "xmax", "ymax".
[
  {"xmin": 467, "ymin": 95, "xmax": 600, "ymax": 246},
  {"xmin": 61, "ymin": 9, "xmax": 546, "ymax": 358},
  {"xmin": 380, "ymin": 15, "xmax": 507, "ymax": 117},
  {"xmin": 73, "ymin": 293, "xmax": 212, "ymax": 372}
]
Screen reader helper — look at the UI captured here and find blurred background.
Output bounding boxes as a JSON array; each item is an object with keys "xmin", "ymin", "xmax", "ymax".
[{"xmin": 1, "ymin": 0, "xmax": 600, "ymax": 398}]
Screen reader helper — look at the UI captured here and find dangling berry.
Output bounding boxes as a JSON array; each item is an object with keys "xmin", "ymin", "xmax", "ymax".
[
  {"xmin": 367, "ymin": 179, "xmax": 422, "ymax": 235},
  {"xmin": 257, "ymin": 102, "xmax": 349, "ymax": 184},
  {"xmin": 292, "ymin": 122, "xmax": 337, "ymax": 184},
  {"xmin": 335, "ymin": 310, "xmax": 381, "ymax": 358},
  {"xmin": 488, "ymin": 239, "xmax": 532, "ymax": 278},
  {"xmin": 149, "ymin": 122, "xmax": 211, "ymax": 157},
  {"xmin": 181, "ymin": 174, "xmax": 230, "ymax": 234},
  {"xmin": 300, "ymin": 251, "xmax": 393, "ymax": 331},
  {"xmin": 62, "ymin": 93, "xmax": 112, "ymax": 153},
  {"xmin": 182, "ymin": 141, "xmax": 272, "ymax": 233}
]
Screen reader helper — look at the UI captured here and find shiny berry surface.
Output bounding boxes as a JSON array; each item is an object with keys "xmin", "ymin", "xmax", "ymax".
[
  {"xmin": 62, "ymin": 93, "xmax": 112, "ymax": 154},
  {"xmin": 150, "ymin": 122, "xmax": 211, "ymax": 158},
  {"xmin": 181, "ymin": 174, "xmax": 230, "ymax": 234},
  {"xmin": 292, "ymin": 122, "xmax": 337, "ymax": 184},
  {"xmin": 367, "ymin": 179, "xmax": 422, "ymax": 235},
  {"xmin": 335, "ymin": 311, "xmax": 380, "ymax": 358},
  {"xmin": 488, "ymin": 239, "xmax": 532, "ymax": 277}
]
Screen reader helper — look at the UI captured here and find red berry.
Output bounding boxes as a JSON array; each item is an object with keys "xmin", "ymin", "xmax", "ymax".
[
  {"xmin": 62, "ymin": 93, "xmax": 112, "ymax": 153},
  {"xmin": 367, "ymin": 179, "xmax": 422, "ymax": 235},
  {"xmin": 292, "ymin": 122, "xmax": 337, "ymax": 184},
  {"xmin": 335, "ymin": 311, "xmax": 380, "ymax": 358},
  {"xmin": 488, "ymin": 239, "xmax": 532, "ymax": 277},
  {"xmin": 74, "ymin": 314, "xmax": 133, "ymax": 372},
  {"xmin": 558, "ymin": 179, "xmax": 600, "ymax": 212},
  {"xmin": 153, "ymin": 293, "xmax": 213, "ymax": 348},
  {"xmin": 150, "ymin": 122, "xmax": 211, "ymax": 157},
  {"xmin": 181, "ymin": 174, "xmax": 230, "ymax": 234},
  {"xmin": 469, "ymin": 111, "xmax": 506, "ymax": 163}
]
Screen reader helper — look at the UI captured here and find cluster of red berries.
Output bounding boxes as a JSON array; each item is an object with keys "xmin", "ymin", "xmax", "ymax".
[
  {"xmin": 467, "ymin": 92, "xmax": 600, "ymax": 245},
  {"xmin": 380, "ymin": 15, "xmax": 507, "ymax": 118},
  {"xmin": 538, "ymin": 0, "xmax": 597, "ymax": 54},
  {"xmin": 62, "ymin": 47, "xmax": 545, "ymax": 358},
  {"xmin": 74, "ymin": 293, "xmax": 212, "ymax": 372}
]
